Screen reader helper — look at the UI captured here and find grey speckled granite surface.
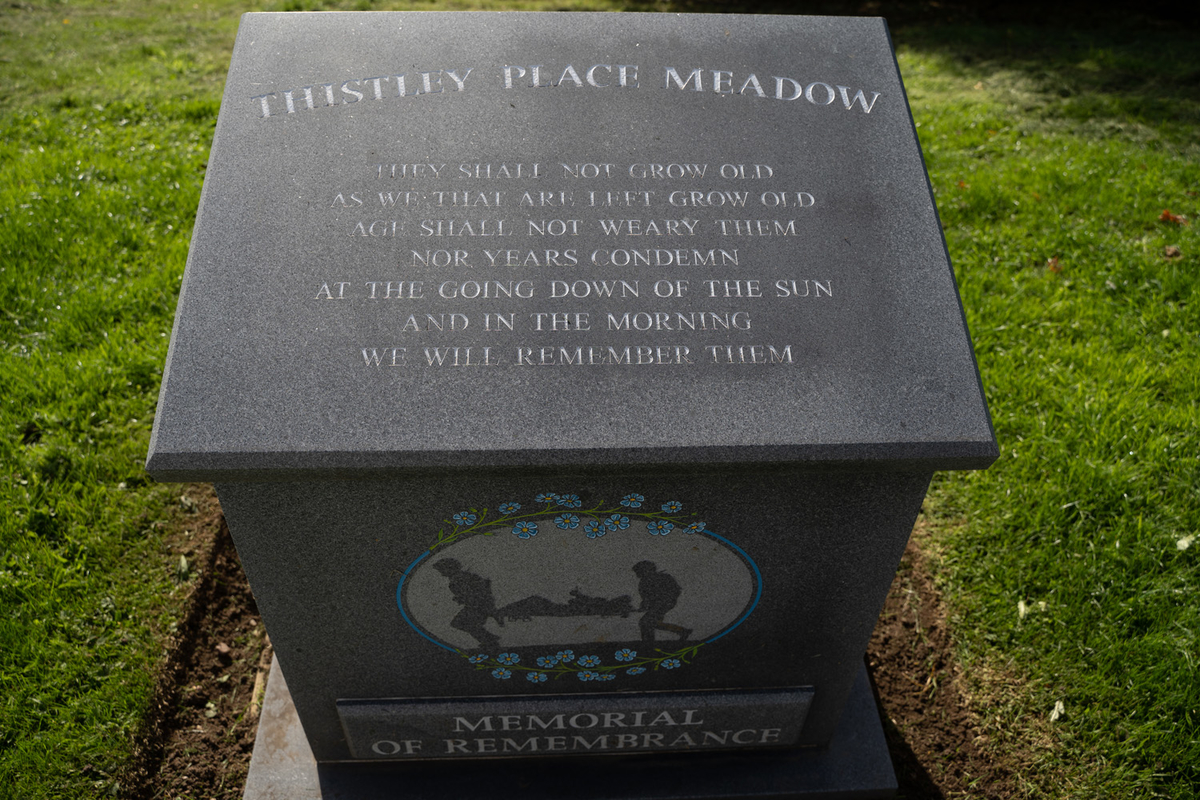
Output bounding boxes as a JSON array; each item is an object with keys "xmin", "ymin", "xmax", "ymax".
[
  {"xmin": 146, "ymin": 11, "xmax": 997, "ymax": 482},
  {"xmin": 144, "ymin": 12, "xmax": 997, "ymax": 797},
  {"xmin": 217, "ymin": 470, "xmax": 929, "ymax": 761},
  {"xmin": 244, "ymin": 657, "xmax": 896, "ymax": 799}
]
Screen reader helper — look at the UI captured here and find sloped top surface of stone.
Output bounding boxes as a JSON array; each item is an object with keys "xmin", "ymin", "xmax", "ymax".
[{"xmin": 148, "ymin": 12, "xmax": 997, "ymax": 479}]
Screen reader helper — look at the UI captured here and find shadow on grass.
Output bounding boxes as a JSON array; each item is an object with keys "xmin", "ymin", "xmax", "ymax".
[{"xmin": 649, "ymin": 0, "xmax": 1200, "ymax": 146}]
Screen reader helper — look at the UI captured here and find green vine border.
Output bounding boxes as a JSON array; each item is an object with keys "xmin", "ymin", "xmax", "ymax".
[{"xmin": 427, "ymin": 492, "xmax": 703, "ymax": 554}]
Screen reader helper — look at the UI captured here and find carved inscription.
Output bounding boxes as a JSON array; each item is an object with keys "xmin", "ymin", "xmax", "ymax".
[
  {"xmin": 254, "ymin": 58, "xmax": 879, "ymax": 371},
  {"xmin": 336, "ymin": 688, "xmax": 813, "ymax": 760},
  {"xmin": 243, "ymin": 54, "xmax": 881, "ymax": 372},
  {"xmin": 252, "ymin": 63, "xmax": 881, "ymax": 119},
  {"xmin": 316, "ymin": 156, "xmax": 841, "ymax": 370}
]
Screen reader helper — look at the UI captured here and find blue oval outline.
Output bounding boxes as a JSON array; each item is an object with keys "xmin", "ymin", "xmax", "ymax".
[{"xmin": 396, "ymin": 526, "xmax": 762, "ymax": 652}]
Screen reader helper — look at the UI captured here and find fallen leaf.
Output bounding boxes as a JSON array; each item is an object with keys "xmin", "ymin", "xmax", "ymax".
[
  {"xmin": 1159, "ymin": 209, "xmax": 1189, "ymax": 226},
  {"xmin": 1047, "ymin": 256, "xmax": 1062, "ymax": 273},
  {"xmin": 1164, "ymin": 245, "xmax": 1182, "ymax": 258},
  {"xmin": 1050, "ymin": 700, "xmax": 1065, "ymax": 721},
  {"xmin": 215, "ymin": 642, "xmax": 232, "ymax": 656}
]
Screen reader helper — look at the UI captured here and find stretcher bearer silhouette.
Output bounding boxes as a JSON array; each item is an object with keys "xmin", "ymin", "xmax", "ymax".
[
  {"xmin": 433, "ymin": 559, "xmax": 501, "ymax": 650},
  {"xmin": 633, "ymin": 560, "xmax": 692, "ymax": 643}
]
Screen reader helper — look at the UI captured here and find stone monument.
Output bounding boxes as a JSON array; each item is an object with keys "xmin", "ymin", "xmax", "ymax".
[{"xmin": 146, "ymin": 11, "xmax": 997, "ymax": 799}]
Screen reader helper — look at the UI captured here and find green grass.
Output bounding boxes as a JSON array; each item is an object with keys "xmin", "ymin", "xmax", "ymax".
[
  {"xmin": 1, "ymin": 2, "xmax": 1197, "ymax": 798},
  {"xmin": 0, "ymin": 20, "xmax": 213, "ymax": 799},
  {"xmin": 900, "ymin": 24, "xmax": 1199, "ymax": 798}
]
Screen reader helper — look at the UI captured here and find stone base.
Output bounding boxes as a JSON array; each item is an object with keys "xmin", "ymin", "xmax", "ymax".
[{"xmin": 243, "ymin": 657, "xmax": 895, "ymax": 800}]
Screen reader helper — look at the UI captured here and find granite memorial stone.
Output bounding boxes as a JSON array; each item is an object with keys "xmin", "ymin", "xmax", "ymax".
[{"xmin": 146, "ymin": 11, "xmax": 997, "ymax": 799}]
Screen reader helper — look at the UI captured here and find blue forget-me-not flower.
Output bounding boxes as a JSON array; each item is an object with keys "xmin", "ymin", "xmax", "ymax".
[{"xmin": 606, "ymin": 514, "xmax": 630, "ymax": 530}]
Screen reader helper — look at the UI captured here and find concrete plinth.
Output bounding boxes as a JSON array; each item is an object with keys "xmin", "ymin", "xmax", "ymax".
[{"xmin": 243, "ymin": 657, "xmax": 895, "ymax": 800}]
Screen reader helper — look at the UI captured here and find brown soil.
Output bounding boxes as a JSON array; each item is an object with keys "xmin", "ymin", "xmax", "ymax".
[
  {"xmin": 126, "ymin": 491, "xmax": 1015, "ymax": 799},
  {"xmin": 124, "ymin": 487, "xmax": 271, "ymax": 800},
  {"xmin": 868, "ymin": 527, "xmax": 1018, "ymax": 799}
]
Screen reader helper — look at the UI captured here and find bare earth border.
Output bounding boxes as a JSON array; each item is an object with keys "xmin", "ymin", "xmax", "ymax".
[
  {"xmin": 868, "ymin": 525, "xmax": 1019, "ymax": 799},
  {"xmin": 125, "ymin": 491, "xmax": 1017, "ymax": 800},
  {"xmin": 124, "ymin": 487, "xmax": 269, "ymax": 800}
]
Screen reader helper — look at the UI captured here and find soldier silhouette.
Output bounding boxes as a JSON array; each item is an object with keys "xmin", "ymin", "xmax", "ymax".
[
  {"xmin": 433, "ymin": 558, "xmax": 501, "ymax": 650},
  {"xmin": 632, "ymin": 560, "xmax": 692, "ymax": 643}
]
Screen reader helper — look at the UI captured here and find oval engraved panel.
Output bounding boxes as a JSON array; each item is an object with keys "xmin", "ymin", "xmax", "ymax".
[{"xmin": 398, "ymin": 502, "xmax": 760, "ymax": 656}]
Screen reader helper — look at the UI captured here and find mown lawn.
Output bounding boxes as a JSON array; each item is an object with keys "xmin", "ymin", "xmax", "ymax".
[
  {"xmin": 901, "ymin": 22, "xmax": 1199, "ymax": 796},
  {"xmin": 1, "ymin": 2, "xmax": 1196, "ymax": 798}
]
